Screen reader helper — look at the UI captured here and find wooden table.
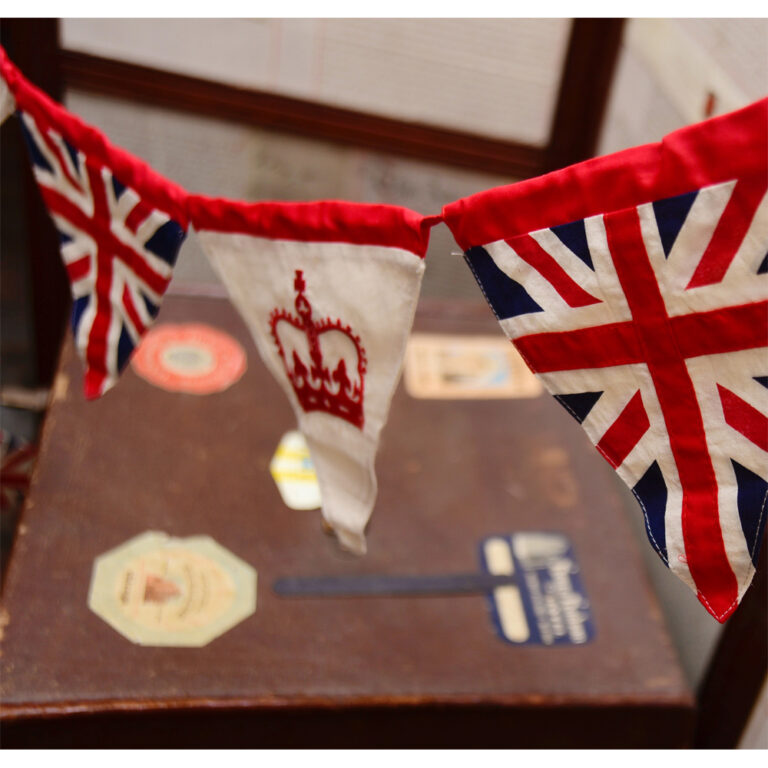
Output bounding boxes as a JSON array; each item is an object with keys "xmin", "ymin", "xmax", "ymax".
[{"xmin": 0, "ymin": 295, "xmax": 693, "ymax": 747}]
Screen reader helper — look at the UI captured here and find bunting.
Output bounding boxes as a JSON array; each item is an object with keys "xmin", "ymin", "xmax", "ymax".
[
  {"xmin": 442, "ymin": 99, "xmax": 768, "ymax": 622},
  {"xmin": 189, "ymin": 198, "xmax": 434, "ymax": 553},
  {"xmin": 1, "ymin": 43, "xmax": 766, "ymax": 620},
  {"xmin": 0, "ymin": 47, "xmax": 188, "ymax": 398}
]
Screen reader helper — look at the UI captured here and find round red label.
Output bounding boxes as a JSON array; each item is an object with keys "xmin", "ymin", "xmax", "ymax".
[{"xmin": 131, "ymin": 323, "xmax": 247, "ymax": 394}]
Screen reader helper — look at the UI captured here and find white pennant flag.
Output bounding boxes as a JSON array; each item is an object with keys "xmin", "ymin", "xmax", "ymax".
[{"xmin": 189, "ymin": 199, "xmax": 435, "ymax": 553}]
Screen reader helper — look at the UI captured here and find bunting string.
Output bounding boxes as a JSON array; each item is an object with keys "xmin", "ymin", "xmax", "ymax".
[{"xmin": 1, "ymin": 44, "xmax": 766, "ymax": 622}]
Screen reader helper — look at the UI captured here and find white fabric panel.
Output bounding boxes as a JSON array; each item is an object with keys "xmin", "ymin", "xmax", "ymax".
[{"xmin": 197, "ymin": 230, "xmax": 425, "ymax": 554}]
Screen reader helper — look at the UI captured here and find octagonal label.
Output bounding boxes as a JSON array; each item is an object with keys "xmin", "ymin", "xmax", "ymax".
[{"xmin": 88, "ymin": 531, "xmax": 256, "ymax": 647}]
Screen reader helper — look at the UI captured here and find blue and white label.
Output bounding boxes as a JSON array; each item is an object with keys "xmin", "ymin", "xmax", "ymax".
[{"xmin": 480, "ymin": 532, "xmax": 594, "ymax": 646}]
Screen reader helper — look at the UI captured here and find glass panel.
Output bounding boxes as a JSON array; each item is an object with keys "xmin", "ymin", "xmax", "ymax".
[
  {"xmin": 61, "ymin": 18, "xmax": 571, "ymax": 146},
  {"xmin": 66, "ymin": 90, "xmax": 515, "ymax": 298}
]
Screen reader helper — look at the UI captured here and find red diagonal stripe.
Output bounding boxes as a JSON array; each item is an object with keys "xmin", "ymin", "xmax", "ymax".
[
  {"xmin": 507, "ymin": 234, "xmax": 602, "ymax": 308},
  {"xmin": 121, "ymin": 284, "xmax": 146, "ymax": 338},
  {"xmin": 604, "ymin": 207, "xmax": 737, "ymax": 621},
  {"xmin": 38, "ymin": 185, "xmax": 170, "ymax": 296},
  {"xmin": 672, "ymin": 301, "xmax": 768, "ymax": 358},
  {"xmin": 596, "ymin": 390, "xmax": 650, "ymax": 468},
  {"xmin": 83, "ymin": 164, "xmax": 113, "ymax": 399},
  {"xmin": 83, "ymin": 258, "xmax": 112, "ymax": 399},
  {"xmin": 687, "ymin": 177, "xmax": 768, "ymax": 288},
  {"xmin": 514, "ymin": 321, "xmax": 642, "ymax": 373},
  {"xmin": 124, "ymin": 198, "xmax": 154, "ymax": 234},
  {"xmin": 718, "ymin": 384, "xmax": 768, "ymax": 452},
  {"xmin": 66, "ymin": 255, "xmax": 91, "ymax": 284}
]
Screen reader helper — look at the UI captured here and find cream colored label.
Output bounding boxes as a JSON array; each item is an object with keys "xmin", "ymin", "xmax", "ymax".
[
  {"xmin": 269, "ymin": 430, "xmax": 322, "ymax": 510},
  {"xmin": 483, "ymin": 537, "xmax": 530, "ymax": 644},
  {"xmin": 404, "ymin": 333, "xmax": 543, "ymax": 399},
  {"xmin": 88, "ymin": 532, "xmax": 256, "ymax": 647}
]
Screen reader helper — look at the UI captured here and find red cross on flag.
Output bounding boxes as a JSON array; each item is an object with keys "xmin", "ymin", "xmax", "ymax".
[{"xmin": 443, "ymin": 99, "xmax": 768, "ymax": 622}]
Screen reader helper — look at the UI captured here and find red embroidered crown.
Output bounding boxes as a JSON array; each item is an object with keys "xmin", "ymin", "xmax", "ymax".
[{"xmin": 270, "ymin": 270, "xmax": 367, "ymax": 429}]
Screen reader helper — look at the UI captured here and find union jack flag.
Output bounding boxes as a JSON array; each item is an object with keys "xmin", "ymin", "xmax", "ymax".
[
  {"xmin": 444, "ymin": 99, "xmax": 768, "ymax": 621},
  {"xmin": 2, "ymin": 48, "xmax": 187, "ymax": 398}
]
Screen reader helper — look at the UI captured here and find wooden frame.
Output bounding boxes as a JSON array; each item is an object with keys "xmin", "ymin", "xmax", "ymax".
[
  {"xmin": 58, "ymin": 50, "xmax": 546, "ymax": 180},
  {"xmin": 545, "ymin": 18, "xmax": 625, "ymax": 172}
]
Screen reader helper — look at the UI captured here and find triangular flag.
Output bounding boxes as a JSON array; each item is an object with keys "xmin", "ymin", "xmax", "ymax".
[
  {"xmin": 443, "ymin": 98, "xmax": 768, "ymax": 622},
  {"xmin": 0, "ymin": 46, "xmax": 188, "ymax": 398},
  {"xmin": 189, "ymin": 197, "xmax": 435, "ymax": 553}
]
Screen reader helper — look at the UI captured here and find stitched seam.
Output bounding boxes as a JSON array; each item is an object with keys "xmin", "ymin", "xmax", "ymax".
[
  {"xmin": 749, "ymin": 486, "xmax": 768, "ymax": 562},
  {"xmin": 629, "ymin": 486, "xmax": 670, "ymax": 566},
  {"xmin": 700, "ymin": 592, "xmax": 738, "ymax": 621},
  {"xmin": 592, "ymin": 441, "xmax": 670, "ymax": 565},
  {"xmin": 552, "ymin": 397, "xmax": 583, "ymax": 423},
  {"xmin": 520, "ymin": 330, "xmax": 673, "ymax": 567},
  {"xmin": 694, "ymin": 484, "xmax": 765, "ymax": 621},
  {"xmin": 464, "ymin": 251, "xmax": 502, "ymax": 322},
  {"xmin": 548, "ymin": 383, "xmax": 670, "ymax": 565},
  {"xmin": 707, "ymin": 487, "xmax": 768, "ymax": 621},
  {"xmin": 714, "ymin": 389, "xmax": 768, "ymax": 604}
]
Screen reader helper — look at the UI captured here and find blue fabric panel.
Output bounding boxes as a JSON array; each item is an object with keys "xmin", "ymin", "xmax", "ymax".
[
  {"xmin": 754, "ymin": 376, "xmax": 768, "ymax": 390},
  {"xmin": 758, "ymin": 253, "xmax": 768, "ymax": 274},
  {"xmin": 464, "ymin": 246, "xmax": 543, "ymax": 320},
  {"xmin": 72, "ymin": 296, "xmax": 90, "ymax": 335},
  {"xmin": 63, "ymin": 138, "xmax": 80, "ymax": 173},
  {"xmin": 732, "ymin": 460, "xmax": 768, "ymax": 567},
  {"xmin": 57, "ymin": 228, "xmax": 73, "ymax": 246},
  {"xmin": 632, "ymin": 461, "xmax": 668, "ymax": 564},
  {"xmin": 553, "ymin": 391, "xmax": 603, "ymax": 424},
  {"xmin": 143, "ymin": 296, "xmax": 160, "ymax": 319},
  {"xmin": 70, "ymin": 295, "xmax": 89, "ymax": 335},
  {"xmin": 18, "ymin": 112, "xmax": 53, "ymax": 174},
  {"xmin": 550, "ymin": 219, "xmax": 594, "ymax": 270},
  {"xmin": 111, "ymin": 175, "xmax": 127, "ymax": 200},
  {"xmin": 116, "ymin": 325, "xmax": 135, "ymax": 372},
  {"xmin": 144, "ymin": 219, "xmax": 186, "ymax": 266},
  {"xmin": 652, "ymin": 189, "xmax": 698, "ymax": 257}
]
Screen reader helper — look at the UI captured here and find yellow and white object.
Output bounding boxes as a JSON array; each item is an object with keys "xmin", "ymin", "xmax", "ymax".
[{"xmin": 269, "ymin": 430, "xmax": 322, "ymax": 511}]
